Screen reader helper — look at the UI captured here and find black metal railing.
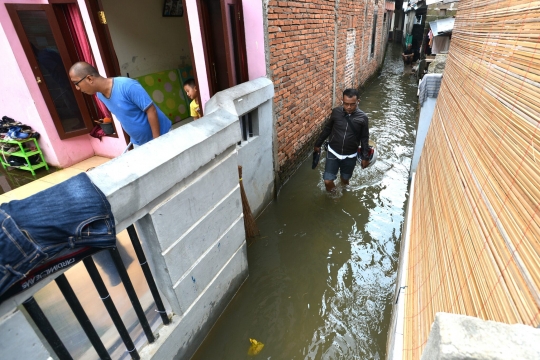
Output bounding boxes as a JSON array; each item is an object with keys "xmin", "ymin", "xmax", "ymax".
[{"xmin": 21, "ymin": 224, "xmax": 169, "ymax": 360}]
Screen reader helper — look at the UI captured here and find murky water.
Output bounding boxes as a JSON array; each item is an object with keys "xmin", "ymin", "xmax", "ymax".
[{"xmin": 192, "ymin": 43, "xmax": 418, "ymax": 360}]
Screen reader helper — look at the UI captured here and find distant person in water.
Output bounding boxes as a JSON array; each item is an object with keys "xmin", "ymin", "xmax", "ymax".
[
  {"xmin": 69, "ymin": 61, "xmax": 171, "ymax": 146},
  {"xmin": 314, "ymin": 89, "xmax": 370, "ymax": 192},
  {"xmin": 402, "ymin": 44, "xmax": 414, "ymax": 64}
]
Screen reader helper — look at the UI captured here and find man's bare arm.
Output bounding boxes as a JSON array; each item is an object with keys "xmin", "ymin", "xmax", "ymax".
[{"xmin": 146, "ymin": 104, "xmax": 161, "ymax": 139}]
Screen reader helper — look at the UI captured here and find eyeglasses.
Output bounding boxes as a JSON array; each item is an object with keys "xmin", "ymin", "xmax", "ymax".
[{"xmin": 73, "ymin": 75, "xmax": 88, "ymax": 87}]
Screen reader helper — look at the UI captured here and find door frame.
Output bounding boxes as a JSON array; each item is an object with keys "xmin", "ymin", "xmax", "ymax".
[
  {"xmin": 197, "ymin": 0, "xmax": 217, "ymax": 97},
  {"xmin": 221, "ymin": 0, "xmax": 236, "ymax": 87},
  {"xmin": 221, "ymin": 0, "xmax": 249, "ymax": 85},
  {"xmin": 6, "ymin": 3, "xmax": 95, "ymax": 139},
  {"xmin": 198, "ymin": 0, "xmax": 249, "ymax": 96},
  {"xmin": 82, "ymin": 0, "xmax": 122, "ymax": 77}
]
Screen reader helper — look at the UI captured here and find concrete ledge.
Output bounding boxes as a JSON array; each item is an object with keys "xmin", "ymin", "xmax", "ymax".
[
  {"xmin": 87, "ymin": 110, "xmax": 241, "ymax": 232},
  {"xmin": 138, "ymin": 243, "xmax": 248, "ymax": 360},
  {"xmin": 173, "ymin": 217, "xmax": 245, "ymax": 312},
  {"xmin": 421, "ymin": 312, "xmax": 540, "ymax": 360},
  {"xmin": 204, "ymin": 77, "xmax": 274, "ymax": 117},
  {"xmin": 0, "ymin": 309, "xmax": 52, "ymax": 360},
  {"xmin": 162, "ymin": 186, "xmax": 242, "ymax": 285}
]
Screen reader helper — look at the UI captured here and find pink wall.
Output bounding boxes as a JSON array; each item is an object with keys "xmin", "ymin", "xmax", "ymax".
[
  {"xmin": 0, "ymin": 0, "xmax": 126, "ymax": 168},
  {"xmin": 242, "ymin": 0, "xmax": 266, "ymax": 80},
  {"xmin": 1, "ymin": 0, "xmax": 265, "ymax": 168},
  {"xmin": 185, "ymin": 0, "xmax": 211, "ymax": 108},
  {"xmin": 185, "ymin": 0, "xmax": 266, "ymax": 111}
]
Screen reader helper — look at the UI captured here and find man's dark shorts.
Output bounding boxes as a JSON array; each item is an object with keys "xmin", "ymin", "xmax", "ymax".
[{"xmin": 323, "ymin": 151, "xmax": 357, "ymax": 181}]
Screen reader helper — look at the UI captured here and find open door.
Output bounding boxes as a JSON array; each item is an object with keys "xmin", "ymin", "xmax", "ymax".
[
  {"xmin": 200, "ymin": 0, "xmax": 248, "ymax": 95},
  {"xmin": 7, "ymin": 4, "xmax": 95, "ymax": 139}
]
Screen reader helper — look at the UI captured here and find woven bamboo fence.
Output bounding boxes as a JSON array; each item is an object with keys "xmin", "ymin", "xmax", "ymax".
[{"xmin": 404, "ymin": 0, "xmax": 540, "ymax": 358}]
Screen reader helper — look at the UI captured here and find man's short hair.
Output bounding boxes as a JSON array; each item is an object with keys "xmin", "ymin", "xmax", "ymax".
[
  {"xmin": 184, "ymin": 78, "xmax": 196, "ymax": 88},
  {"xmin": 70, "ymin": 62, "xmax": 100, "ymax": 78},
  {"xmin": 343, "ymin": 88, "xmax": 358, "ymax": 99}
]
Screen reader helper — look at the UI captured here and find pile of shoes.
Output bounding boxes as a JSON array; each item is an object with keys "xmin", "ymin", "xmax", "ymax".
[
  {"xmin": 1, "ymin": 116, "xmax": 42, "ymax": 168},
  {"xmin": 6, "ymin": 155, "xmax": 41, "ymax": 167},
  {"xmin": 1, "ymin": 116, "xmax": 40, "ymax": 140}
]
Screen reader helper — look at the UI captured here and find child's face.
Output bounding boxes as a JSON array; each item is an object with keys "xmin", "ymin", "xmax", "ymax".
[{"xmin": 184, "ymin": 84, "xmax": 198, "ymax": 100}]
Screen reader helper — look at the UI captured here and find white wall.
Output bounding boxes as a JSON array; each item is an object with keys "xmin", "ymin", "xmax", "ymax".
[
  {"xmin": 101, "ymin": 0, "xmax": 192, "ymax": 77},
  {"xmin": 410, "ymin": 97, "xmax": 437, "ymax": 174}
]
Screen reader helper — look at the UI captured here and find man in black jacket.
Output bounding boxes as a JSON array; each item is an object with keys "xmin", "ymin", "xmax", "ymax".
[{"xmin": 314, "ymin": 89, "xmax": 370, "ymax": 192}]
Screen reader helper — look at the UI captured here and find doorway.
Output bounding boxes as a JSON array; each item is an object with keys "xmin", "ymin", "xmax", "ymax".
[
  {"xmin": 200, "ymin": 0, "xmax": 248, "ymax": 95},
  {"xmin": 6, "ymin": 3, "xmax": 99, "ymax": 139}
]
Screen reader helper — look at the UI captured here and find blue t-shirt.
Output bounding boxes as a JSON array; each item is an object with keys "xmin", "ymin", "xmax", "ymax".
[{"xmin": 97, "ymin": 77, "xmax": 172, "ymax": 145}]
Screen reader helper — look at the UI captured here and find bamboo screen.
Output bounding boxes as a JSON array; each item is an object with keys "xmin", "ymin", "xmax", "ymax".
[{"xmin": 403, "ymin": 0, "xmax": 540, "ymax": 358}]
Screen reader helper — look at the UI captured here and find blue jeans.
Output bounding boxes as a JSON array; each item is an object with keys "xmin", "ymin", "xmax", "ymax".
[
  {"xmin": 323, "ymin": 152, "xmax": 357, "ymax": 181},
  {"xmin": 0, "ymin": 173, "xmax": 116, "ymax": 297}
]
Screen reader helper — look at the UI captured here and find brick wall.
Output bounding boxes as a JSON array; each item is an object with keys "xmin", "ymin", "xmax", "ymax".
[{"xmin": 266, "ymin": 0, "xmax": 387, "ymax": 186}]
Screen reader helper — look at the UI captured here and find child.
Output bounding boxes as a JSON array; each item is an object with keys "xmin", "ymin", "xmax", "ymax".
[{"xmin": 183, "ymin": 78, "xmax": 202, "ymax": 120}]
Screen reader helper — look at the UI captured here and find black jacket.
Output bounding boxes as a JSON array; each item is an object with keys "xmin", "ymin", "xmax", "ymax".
[{"xmin": 315, "ymin": 107, "xmax": 370, "ymax": 159}]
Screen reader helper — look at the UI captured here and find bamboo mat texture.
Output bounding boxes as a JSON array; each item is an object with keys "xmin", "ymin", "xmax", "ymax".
[{"xmin": 404, "ymin": 0, "xmax": 540, "ymax": 358}]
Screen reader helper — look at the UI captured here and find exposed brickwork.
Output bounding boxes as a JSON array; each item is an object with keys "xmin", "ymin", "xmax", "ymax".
[{"xmin": 266, "ymin": 0, "xmax": 388, "ymax": 186}]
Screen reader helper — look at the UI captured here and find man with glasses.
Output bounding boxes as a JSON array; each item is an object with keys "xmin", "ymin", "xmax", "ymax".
[
  {"xmin": 314, "ymin": 89, "xmax": 370, "ymax": 192},
  {"xmin": 69, "ymin": 62, "xmax": 171, "ymax": 147}
]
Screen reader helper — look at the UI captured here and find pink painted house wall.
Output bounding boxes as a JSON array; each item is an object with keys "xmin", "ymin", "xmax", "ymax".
[
  {"xmin": 1, "ymin": 0, "xmax": 266, "ymax": 167},
  {"xmin": 185, "ymin": 0, "xmax": 266, "ymax": 110},
  {"xmin": 242, "ymin": 0, "xmax": 266, "ymax": 80},
  {"xmin": 0, "ymin": 0, "xmax": 126, "ymax": 168}
]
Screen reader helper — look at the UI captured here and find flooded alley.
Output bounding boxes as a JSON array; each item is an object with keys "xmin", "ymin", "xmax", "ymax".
[{"xmin": 194, "ymin": 43, "xmax": 418, "ymax": 360}]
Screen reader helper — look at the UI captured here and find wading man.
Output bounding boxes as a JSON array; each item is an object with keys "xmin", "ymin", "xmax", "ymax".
[
  {"xmin": 314, "ymin": 89, "xmax": 370, "ymax": 192},
  {"xmin": 69, "ymin": 61, "xmax": 171, "ymax": 147}
]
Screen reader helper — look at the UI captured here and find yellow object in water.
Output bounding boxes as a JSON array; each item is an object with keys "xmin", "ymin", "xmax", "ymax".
[{"xmin": 248, "ymin": 338, "xmax": 264, "ymax": 356}]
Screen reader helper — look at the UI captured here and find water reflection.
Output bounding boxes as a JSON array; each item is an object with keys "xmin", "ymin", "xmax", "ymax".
[{"xmin": 193, "ymin": 43, "xmax": 417, "ymax": 359}]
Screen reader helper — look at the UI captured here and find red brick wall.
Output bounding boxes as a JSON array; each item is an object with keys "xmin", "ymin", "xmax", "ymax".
[{"xmin": 267, "ymin": 0, "xmax": 387, "ymax": 185}]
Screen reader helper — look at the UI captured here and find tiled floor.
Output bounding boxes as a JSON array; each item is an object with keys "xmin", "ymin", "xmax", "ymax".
[{"xmin": 0, "ymin": 156, "xmax": 111, "ymax": 204}]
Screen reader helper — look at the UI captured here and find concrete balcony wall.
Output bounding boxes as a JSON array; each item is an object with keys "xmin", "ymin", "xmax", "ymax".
[
  {"xmin": 205, "ymin": 77, "xmax": 275, "ymax": 216},
  {"xmin": 0, "ymin": 78, "xmax": 275, "ymax": 360}
]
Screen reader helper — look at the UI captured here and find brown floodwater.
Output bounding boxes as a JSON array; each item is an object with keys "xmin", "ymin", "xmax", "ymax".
[{"xmin": 192, "ymin": 43, "xmax": 419, "ymax": 360}]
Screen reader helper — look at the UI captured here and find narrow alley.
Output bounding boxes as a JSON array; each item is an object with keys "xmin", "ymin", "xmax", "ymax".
[{"xmin": 193, "ymin": 43, "xmax": 418, "ymax": 360}]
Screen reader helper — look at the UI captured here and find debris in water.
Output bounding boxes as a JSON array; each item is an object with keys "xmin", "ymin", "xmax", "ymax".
[{"xmin": 248, "ymin": 338, "xmax": 264, "ymax": 356}]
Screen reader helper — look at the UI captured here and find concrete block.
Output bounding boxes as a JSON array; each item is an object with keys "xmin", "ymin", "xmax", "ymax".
[
  {"xmin": 0, "ymin": 310, "xmax": 52, "ymax": 360},
  {"xmin": 174, "ymin": 217, "xmax": 245, "ymax": 312},
  {"xmin": 204, "ymin": 77, "xmax": 274, "ymax": 117},
  {"xmin": 204, "ymin": 79, "xmax": 275, "ymax": 215},
  {"xmin": 237, "ymin": 99, "xmax": 275, "ymax": 216},
  {"xmin": 138, "ymin": 243, "xmax": 248, "ymax": 360},
  {"xmin": 88, "ymin": 110, "xmax": 241, "ymax": 231},
  {"xmin": 421, "ymin": 312, "xmax": 540, "ymax": 360},
  {"xmin": 162, "ymin": 187, "xmax": 243, "ymax": 283},
  {"xmin": 147, "ymin": 151, "xmax": 239, "ymax": 250}
]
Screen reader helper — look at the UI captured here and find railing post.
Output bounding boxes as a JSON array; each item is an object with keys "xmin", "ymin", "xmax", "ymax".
[
  {"xmin": 55, "ymin": 274, "xmax": 111, "ymax": 360},
  {"xmin": 108, "ymin": 246, "xmax": 156, "ymax": 341},
  {"xmin": 22, "ymin": 297, "xmax": 73, "ymax": 360},
  {"xmin": 83, "ymin": 257, "xmax": 140, "ymax": 360},
  {"xmin": 127, "ymin": 225, "xmax": 170, "ymax": 325}
]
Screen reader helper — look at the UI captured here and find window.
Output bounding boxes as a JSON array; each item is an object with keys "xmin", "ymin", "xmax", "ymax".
[{"xmin": 238, "ymin": 108, "xmax": 259, "ymax": 144}]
